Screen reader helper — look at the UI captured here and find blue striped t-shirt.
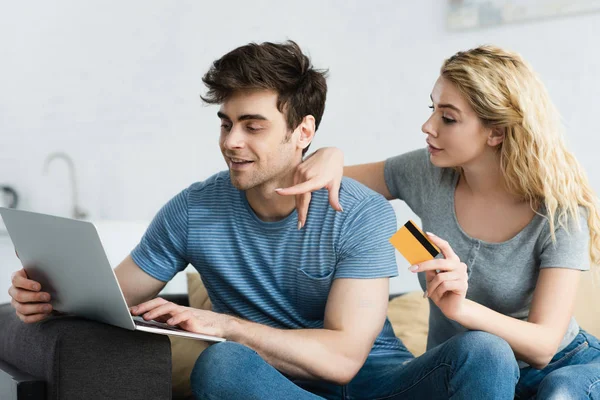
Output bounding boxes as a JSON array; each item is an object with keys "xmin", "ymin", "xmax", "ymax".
[{"xmin": 131, "ymin": 171, "xmax": 402, "ymax": 354}]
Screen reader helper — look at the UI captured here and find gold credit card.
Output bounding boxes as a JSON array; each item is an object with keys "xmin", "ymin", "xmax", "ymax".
[{"xmin": 389, "ymin": 220, "xmax": 440, "ymax": 265}]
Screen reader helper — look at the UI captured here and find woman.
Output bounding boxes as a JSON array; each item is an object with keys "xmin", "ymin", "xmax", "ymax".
[{"xmin": 277, "ymin": 45, "xmax": 600, "ymax": 398}]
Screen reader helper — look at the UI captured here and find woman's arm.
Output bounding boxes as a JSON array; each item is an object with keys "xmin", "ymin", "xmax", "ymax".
[
  {"xmin": 416, "ymin": 234, "xmax": 582, "ymax": 370},
  {"xmin": 345, "ymin": 162, "xmax": 393, "ymax": 200},
  {"xmin": 456, "ymin": 268, "xmax": 580, "ymax": 369},
  {"xmin": 276, "ymin": 148, "xmax": 393, "ymax": 227}
]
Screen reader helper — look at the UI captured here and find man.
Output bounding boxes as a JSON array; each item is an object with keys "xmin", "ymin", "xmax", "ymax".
[{"xmin": 9, "ymin": 41, "xmax": 518, "ymax": 399}]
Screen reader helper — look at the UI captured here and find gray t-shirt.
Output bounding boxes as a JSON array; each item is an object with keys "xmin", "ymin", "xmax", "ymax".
[{"xmin": 384, "ymin": 148, "xmax": 590, "ymax": 367}]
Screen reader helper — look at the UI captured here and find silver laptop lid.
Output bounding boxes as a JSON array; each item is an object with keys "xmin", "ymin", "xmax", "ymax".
[{"xmin": 0, "ymin": 207, "xmax": 135, "ymax": 330}]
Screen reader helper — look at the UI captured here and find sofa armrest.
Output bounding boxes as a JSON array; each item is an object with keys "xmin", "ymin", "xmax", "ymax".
[
  {"xmin": 0, "ymin": 359, "xmax": 45, "ymax": 400},
  {"xmin": 0, "ymin": 303, "xmax": 172, "ymax": 400}
]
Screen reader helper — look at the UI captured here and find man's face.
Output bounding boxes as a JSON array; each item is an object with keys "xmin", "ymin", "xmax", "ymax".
[{"xmin": 218, "ymin": 90, "xmax": 300, "ymax": 190}]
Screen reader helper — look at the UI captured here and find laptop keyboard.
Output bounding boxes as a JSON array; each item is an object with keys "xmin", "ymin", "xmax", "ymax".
[{"xmin": 133, "ymin": 316, "xmax": 186, "ymax": 332}]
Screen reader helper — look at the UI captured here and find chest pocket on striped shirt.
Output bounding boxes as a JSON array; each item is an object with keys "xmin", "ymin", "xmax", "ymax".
[{"xmin": 295, "ymin": 268, "xmax": 335, "ymax": 321}]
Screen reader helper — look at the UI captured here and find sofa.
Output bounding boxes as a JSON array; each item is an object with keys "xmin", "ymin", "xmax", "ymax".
[{"xmin": 1, "ymin": 272, "xmax": 598, "ymax": 399}]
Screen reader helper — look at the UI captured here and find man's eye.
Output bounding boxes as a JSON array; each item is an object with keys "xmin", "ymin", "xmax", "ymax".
[
  {"xmin": 247, "ymin": 126, "xmax": 262, "ymax": 132},
  {"xmin": 221, "ymin": 124, "xmax": 231, "ymax": 130}
]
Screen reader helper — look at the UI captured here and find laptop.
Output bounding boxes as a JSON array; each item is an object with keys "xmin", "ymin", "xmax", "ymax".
[{"xmin": 0, "ymin": 207, "xmax": 225, "ymax": 343}]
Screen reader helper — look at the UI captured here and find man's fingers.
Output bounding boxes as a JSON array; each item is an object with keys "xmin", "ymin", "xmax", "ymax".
[
  {"xmin": 16, "ymin": 311, "xmax": 49, "ymax": 324},
  {"xmin": 11, "ymin": 270, "xmax": 41, "ymax": 292},
  {"xmin": 142, "ymin": 301, "xmax": 184, "ymax": 321},
  {"xmin": 10, "ymin": 268, "xmax": 26, "ymax": 280},
  {"xmin": 167, "ymin": 310, "xmax": 222, "ymax": 336},
  {"xmin": 168, "ymin": 309, "xmax": 193, "ymax": 326},
  {"xmin": 12, "ymin": 298, "xmax": 52, "ymax": 316},
  {"xmin": 142, "ymin": 302, "xmax": 180, "ymax": 321},
  {"xmin": 275, "ymin": 179, "xmax": 324, "ymax": 196},
  {"xmin": 130, "ymin": 297, "xmax": 168, "ymax": 315},
  {"xmin": 9, "ymin": 286, "xmax": 51, "ymax": 304}
]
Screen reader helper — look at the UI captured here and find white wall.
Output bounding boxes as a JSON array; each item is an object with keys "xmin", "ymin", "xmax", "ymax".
[{"xmin": 1, "ymin": 1, "xmax": 599, "ymax": 298}]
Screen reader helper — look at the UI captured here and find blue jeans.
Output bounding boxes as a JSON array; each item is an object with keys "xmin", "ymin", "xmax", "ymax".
[
  {"xmin": 190, "ymin": 331, "xmax": 519, "ymax": 400},
  {"xmin": 516, "ymin": 329, "xmax": 600, "ymax": 399}
]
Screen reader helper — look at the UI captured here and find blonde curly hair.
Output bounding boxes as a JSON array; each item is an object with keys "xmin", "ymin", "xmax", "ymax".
[{"xmin": 441, "ymin": 45, "xmax": 600, "ymax": 274}]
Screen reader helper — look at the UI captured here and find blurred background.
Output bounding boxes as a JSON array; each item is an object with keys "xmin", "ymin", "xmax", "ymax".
[{"xmin": 1, "ymin": 0, "xmax": 599, "ymax": 303}]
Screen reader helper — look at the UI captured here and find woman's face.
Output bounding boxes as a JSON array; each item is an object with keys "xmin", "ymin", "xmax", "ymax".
[{"xmin": 422, "ymin": 76, "xmax": 498, "ymax": 169}]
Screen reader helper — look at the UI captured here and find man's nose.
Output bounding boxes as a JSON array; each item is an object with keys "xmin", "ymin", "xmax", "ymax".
[{"xmin": 223, "ymin": 126, "xmax": 245, "ymax": 149}]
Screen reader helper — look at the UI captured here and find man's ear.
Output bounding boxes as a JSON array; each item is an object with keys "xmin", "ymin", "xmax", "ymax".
[
  {"xmin": 297, "ymin": 115, "xmax": 316, "ymax": 151},
  {"xmin": 487, "ymin": 127, "xmax": 505, "ymax": 147}
]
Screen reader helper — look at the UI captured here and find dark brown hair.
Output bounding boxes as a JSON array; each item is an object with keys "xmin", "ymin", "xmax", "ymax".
[{"xmin": 201, "ymin": 40, "xmax": 328, "ymax": 155}]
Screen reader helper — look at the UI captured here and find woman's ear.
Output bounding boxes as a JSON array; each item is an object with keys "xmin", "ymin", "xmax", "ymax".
[
  {"xmin": 297, "ymin": 115, "xmax": 316, "ymax": 151},
  {"xmin": 487, "ymin": 127, "xmax": 505, "ymax": 147}
]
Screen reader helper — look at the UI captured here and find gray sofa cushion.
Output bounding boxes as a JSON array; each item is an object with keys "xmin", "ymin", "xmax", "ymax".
[{"xmin": 0, "ymin": 303, "xmax": 172, "ymax": 400}]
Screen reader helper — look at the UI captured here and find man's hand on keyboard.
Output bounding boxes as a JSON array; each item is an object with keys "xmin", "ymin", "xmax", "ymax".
[{"xmin": 130, "ymin": 297, "xmax": 235, "ymax": 338}]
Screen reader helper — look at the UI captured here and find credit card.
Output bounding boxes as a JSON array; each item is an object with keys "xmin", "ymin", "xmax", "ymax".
[{"xmin": 389, "ymin": 220, "xmax": 440, "ymax": 265}]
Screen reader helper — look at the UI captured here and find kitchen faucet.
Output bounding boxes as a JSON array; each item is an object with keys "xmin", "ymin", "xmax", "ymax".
[{"xmin": 43, "ymin": 152, "xmax": 88, "ymax": 219}]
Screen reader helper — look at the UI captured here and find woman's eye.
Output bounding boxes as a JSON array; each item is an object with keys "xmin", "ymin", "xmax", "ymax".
[
  {"xmin": 428, "ymin": 104, "xmax": 434, "ymax": 111},
  {"xmin": 442, "ymin": 116, "xmax": 456, "ymax": 124}
]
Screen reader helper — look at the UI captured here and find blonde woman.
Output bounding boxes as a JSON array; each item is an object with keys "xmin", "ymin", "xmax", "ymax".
[{"xmin": 278, "ymin": 46, "xmax": 600, "ymax": 398}]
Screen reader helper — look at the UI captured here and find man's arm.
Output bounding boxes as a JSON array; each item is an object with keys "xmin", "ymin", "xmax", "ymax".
[
  {"xmin": 229, "ymin": 277, "xmax": 389, "ymax": 384},
  {"xmin": 135, "ymin": 276, "xmax": 390, "ymax": 385},
  {"xmin": 114, "ymin": 255, "xmax": 167, "ymax": 307}
]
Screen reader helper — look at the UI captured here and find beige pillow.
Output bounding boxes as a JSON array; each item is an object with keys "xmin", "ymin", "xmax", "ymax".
[
  {"xmin": 574, "ymin": 271, "xmax": 600, "ymax": 338},
  {"xmin": 170, "ymin": 273, "xmax": 213, "ymax": 399},
  {"xmin": 387, "ymin": 291, "xmax": 430, "ymax": 357},
  {"xmin": 187, "ymin": 272, "xmax": 212, "ymax": 310}
]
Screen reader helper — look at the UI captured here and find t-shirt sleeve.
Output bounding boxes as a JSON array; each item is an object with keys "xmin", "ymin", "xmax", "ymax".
[
  {"xmin": 539, "ymin": 209, "xmax": 590, "ymax": 271},
  {"xmin": 334, "ymin": 194, "xmax": 399, "ymax": 279},
  {"xmin": 130, "ymin": 189, "xmax": 190, "ymax": 282},
  {"xmin": 384, "ymin": 148, "xmax": 435, "ymax": 217}
]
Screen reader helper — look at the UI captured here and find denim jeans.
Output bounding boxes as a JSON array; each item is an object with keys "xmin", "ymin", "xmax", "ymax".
[
  {"xmin": 190, "ymin": 330, "xmax": 519, "ymax": 400},
  {"xmin": 516, "ymin": 329, "xmax": 600, "ymax": 399}
]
